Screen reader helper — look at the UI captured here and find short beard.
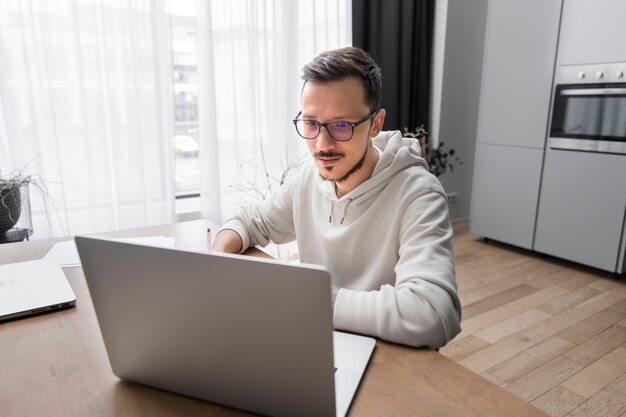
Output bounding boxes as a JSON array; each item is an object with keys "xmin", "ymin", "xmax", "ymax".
[{"xmin": 317, "ymin": 143, "xmax": 369, "ymax": 183}]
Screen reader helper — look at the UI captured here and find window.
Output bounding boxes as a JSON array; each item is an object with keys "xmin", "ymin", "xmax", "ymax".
[{"xmin": 171, "ymin": 5, "xmax": 200, "ymax": 196}]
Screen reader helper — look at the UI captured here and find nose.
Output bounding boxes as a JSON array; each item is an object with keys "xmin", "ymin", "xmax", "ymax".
[{"xmin": 315, "ymin": 127, "xmax": 336, "ymax": 151}]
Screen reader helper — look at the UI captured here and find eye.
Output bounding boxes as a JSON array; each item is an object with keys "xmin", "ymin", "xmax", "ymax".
[
  {"xmin": 303, "ymin": 120, "xmax": 320, "ymax": 127},
  {"xmin": 335, "ymin": 121, "xmax": 351, "ymax": 128}
]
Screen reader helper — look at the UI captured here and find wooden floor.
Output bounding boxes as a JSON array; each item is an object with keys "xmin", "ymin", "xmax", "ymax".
[{"xmin": 442, "ymin": 222, "xmax": 626, "ymax": 417}]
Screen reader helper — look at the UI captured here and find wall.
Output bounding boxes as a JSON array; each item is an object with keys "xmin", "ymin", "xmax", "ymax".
[{"xmin": 430, "ymin": 0, "xmax": 488, "ymax": 222}]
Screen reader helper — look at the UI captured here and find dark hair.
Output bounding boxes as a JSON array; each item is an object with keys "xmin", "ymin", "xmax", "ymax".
[{"xmin": 301, "ymin": 47, "xmax": 382, "ymax": 111}]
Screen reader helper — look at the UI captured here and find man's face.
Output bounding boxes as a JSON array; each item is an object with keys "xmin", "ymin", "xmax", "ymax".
[{"xmin": 300, "ymin": 77, "xmax": 381, "ymax": 184}]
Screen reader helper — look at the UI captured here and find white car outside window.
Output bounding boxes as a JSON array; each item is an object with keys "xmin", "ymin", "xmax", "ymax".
[{"xmin": 174, "ymin": 135, "xmax": 199, "ymax": 157}]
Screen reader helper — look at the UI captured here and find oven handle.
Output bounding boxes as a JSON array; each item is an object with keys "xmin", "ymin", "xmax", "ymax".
[{"xmin": 561, "ymin": 88, "xmax": 626, "ymax": 96}]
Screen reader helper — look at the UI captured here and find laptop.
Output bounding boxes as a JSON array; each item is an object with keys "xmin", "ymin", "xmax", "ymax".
[
  {"xmin": 75, "ymin": 236, "xmax": 375, "ymax": 417},
  {"xmin": 0, "ymin": 259, "xmax": 76, "ymax": 322}
]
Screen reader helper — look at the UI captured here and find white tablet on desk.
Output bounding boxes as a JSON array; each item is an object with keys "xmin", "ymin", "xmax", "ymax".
[{"xmin": 0, "ymin": 259, "xmax": 76, "ymax": 322}]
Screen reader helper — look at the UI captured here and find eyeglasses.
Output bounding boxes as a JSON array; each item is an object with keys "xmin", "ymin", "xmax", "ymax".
[{"xmin": 292, "ymin": 109, "xmax": 379, "ymax": 142}]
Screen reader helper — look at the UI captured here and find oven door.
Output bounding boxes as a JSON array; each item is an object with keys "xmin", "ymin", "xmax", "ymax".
[{"xmin": 549, "ymin": 83, "xmax": 626, "ymax": 154}]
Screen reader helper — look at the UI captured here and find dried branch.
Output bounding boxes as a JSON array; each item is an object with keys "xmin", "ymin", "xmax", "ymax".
[{"xmin": 230, "ymin": 141, "xmax": 307, "ymax": 200}]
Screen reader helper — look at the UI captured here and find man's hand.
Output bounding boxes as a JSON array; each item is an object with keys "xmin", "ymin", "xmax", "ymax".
[{"xmin": 211, "ymin": 229, "xmax": 243, "ymax": 254}]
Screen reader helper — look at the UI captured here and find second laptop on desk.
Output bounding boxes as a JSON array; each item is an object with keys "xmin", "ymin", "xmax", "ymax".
[{"xmin": 75, "ymin": 236, "xmax": 375, "ymax": 417}]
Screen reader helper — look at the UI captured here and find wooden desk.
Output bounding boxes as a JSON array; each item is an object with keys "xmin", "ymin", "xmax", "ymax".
[{"xmin": 0, "ymin": 220, "xmax": 548, "ymax": 417}]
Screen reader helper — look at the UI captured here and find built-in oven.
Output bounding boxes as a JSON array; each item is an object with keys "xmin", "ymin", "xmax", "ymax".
[{"xmin": 549, "ymin": 62, "xmax": 626, "ymax": 154}]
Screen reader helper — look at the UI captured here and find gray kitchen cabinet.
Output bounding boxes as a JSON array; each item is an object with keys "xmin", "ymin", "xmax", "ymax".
[
  {"xmin": 470, "ymin": 144, "xmax": 544, "ymax": 249},
  {"xmin": 558, "ymin": 0, "xmax": 626, "ymax": 65},
  {"xmin": 534, "ymin": 149, "xmax": 626, "ymax": 273},
  {"xmin": 470, "ymin": 0, "xmax": 562, "ymax": 246},
  {"xmin": 476, "ymin": 0, "xmax": 562, "ymax": 149}
]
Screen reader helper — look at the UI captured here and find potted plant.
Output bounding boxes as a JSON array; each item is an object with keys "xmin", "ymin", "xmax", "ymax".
[
  {"xmin": 402, "ymin": 126, "xmax": 463, "ymax": 177},
  {"xmin": 0, "ymin": 167, "xmax": 48, "ymax": 241},
  {"xmin": 0, "ymin": 172, "xmax": 28, "ymax": 233}
]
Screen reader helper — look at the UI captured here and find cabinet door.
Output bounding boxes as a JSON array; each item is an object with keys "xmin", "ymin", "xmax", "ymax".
[
  {"xmin": 476, "ymin": 0, "xmax": 561, "ymax": 149},
  {"xmin": 534, "ymin": 149, "xmax": 626, "ymax": 272},
  {"xmin": 470, "ymin": 144, "xmax": 544, "ymax": 249},
  {"xmin": 558, "ymin": 0, "xmax": 626, "ymax": 65}
]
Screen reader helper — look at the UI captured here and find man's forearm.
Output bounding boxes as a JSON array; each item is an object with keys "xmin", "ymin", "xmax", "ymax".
[{"xmin": 333, "ymin": 284, "xmax": 460, "ymax": 349}]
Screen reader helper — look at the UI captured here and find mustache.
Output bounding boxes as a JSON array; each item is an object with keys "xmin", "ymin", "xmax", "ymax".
[{"xmin": 313, "ymin": 151, "xmax": 345, "ymax": 158}]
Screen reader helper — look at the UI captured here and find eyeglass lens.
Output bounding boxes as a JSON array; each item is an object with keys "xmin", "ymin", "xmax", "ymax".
[{"xmin": 296, "ymin": 120, "xmax": 353, "ymax": 141}]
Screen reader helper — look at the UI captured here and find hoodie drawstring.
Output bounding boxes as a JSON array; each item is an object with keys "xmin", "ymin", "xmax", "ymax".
[
  {"xmin": 340, "ymin": 198, "xmax": 353, "ymax": 225},
  {"xmin": 328, "ymin": 198, "xmax": 353, "ymax": 224}
]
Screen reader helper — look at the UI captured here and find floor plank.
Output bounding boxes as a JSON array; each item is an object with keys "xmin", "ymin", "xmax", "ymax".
[
  {"xmin": 565, "ymin": 388, "xmax": 626, "ymax": 417},
  {"xmin": 576, "ymin": 286, "xmax": 626, "ymax": 314},
  {"xmin": 531, "ymin": 386, "xmax": 585, "ymax": 417},
  {"xmin": 611, "ymin": 299, "xmax": 626, "ymax": 314},
  {"xmin": 458, "ymin": 333, "xmax": 540, "ymax": 374},
  {"xmin": 506, "ymin": 285, "xmax": 571, "ymax": 313},
  {"xmin": 608, "ymin": 372, "xmax": 626, "ymax": 395},
  {"xmin": 562, "ymin": 325, "xmax": 626, "ymax": 366},
  {"xmin": 536, "ymin": 286, "xmax": 600, "ymax": 315},
  {"xmin": 505, "ymin": 356, "xmax": 583, "ymax": 402},
  {"xmin": 547, "ymin": 307, "xmax": 597, "ymax": 332},
  {"xmin": 485, "ymin": 336, "xmax": 573, "ymax": 386},
  {"xmin": 453, "ymin": 306, "xmax": 519, "ymax": 341},
  {"xmin": 474, "ymin": 309, "xmax": 550, "ymax": 344},
  {"xmin": 560, "ymin": 346, "xmax": 626, "ymax": 399},
  {"xmin": 462, "ymin": 284, "xmax": 539, "ymax": 320},
  {"xmin": 557, "ymin": 309, "xmax": 624, "ymax": 344}
]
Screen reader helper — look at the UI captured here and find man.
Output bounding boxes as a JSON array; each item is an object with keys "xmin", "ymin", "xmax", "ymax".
[{"xmin": 213, "ymin": 47, "xmax": 461, "ymax": 349}]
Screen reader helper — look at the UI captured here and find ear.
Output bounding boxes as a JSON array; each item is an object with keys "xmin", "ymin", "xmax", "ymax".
[{"xmin": 369, "ymin": 109, "xmax": 386, "ymax": 138}]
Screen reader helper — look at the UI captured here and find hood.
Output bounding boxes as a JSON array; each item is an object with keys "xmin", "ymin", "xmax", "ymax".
[
  {"xmin": 371, "ymin": 130, "xmax": 428, "ymax": 175},
  {"xmin": 316, "ymin": 130, "xmax": 431, "ymax": 223}
]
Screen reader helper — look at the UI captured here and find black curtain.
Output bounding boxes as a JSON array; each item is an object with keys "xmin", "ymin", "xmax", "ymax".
[{"xmin": 352, "ymin": 0, "xmax": 435, "ymax": 132}]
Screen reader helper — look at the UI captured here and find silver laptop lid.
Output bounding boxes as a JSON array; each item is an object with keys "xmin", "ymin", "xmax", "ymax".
[
  {"xmin": 75, "ymin": 236, "xmax": 336, "ymax": 417},
  {"xmin": 0, "ymin": 259, "xmax": 76, "ymax": 322}
]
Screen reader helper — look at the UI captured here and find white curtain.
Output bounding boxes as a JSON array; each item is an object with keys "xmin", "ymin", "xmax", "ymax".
[
  {"xmin": 195, "ymin": 0, "xmax": 352, "ymax": 223},
  {"xmin": 0, "ymin": 0, "xmax": 176, "ymax": 239},
  {"xmin": 0, "ymin": 0, "xmax": 350, "ymax": 241}
]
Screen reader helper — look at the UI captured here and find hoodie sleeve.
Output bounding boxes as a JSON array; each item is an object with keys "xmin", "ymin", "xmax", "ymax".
[
  {"xmin": 219, "ymin": 180, "xmax": 298, "ymax": 252},
  {"xmin": 333, "ymin": 190, "xmax": 462, "ymax": 349}
]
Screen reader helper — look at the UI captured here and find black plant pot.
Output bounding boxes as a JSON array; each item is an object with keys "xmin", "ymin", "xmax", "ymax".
[{"xmin": 0, "ymin": 186, "xmax": 22, "ymax": 233}]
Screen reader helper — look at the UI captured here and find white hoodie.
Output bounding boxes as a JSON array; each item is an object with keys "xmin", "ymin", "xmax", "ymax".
[{"xmin": 220, "ymin": 130, "xmax": 462, "ymax": 348}]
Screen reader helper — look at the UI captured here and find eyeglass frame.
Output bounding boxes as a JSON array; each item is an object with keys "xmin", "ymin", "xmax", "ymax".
[{"xmin": 292, "ymin": 109, "xmax": 379, "ymax": 142}]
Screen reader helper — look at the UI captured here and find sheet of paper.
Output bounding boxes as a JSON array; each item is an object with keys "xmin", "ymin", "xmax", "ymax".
[
  {"xmin": 44, "ymin": 236, "xmax": 176, "ymax": 268},
  {"xmin": 43, "ymin": 240, "xmax": 81, "ymax": 267}
]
